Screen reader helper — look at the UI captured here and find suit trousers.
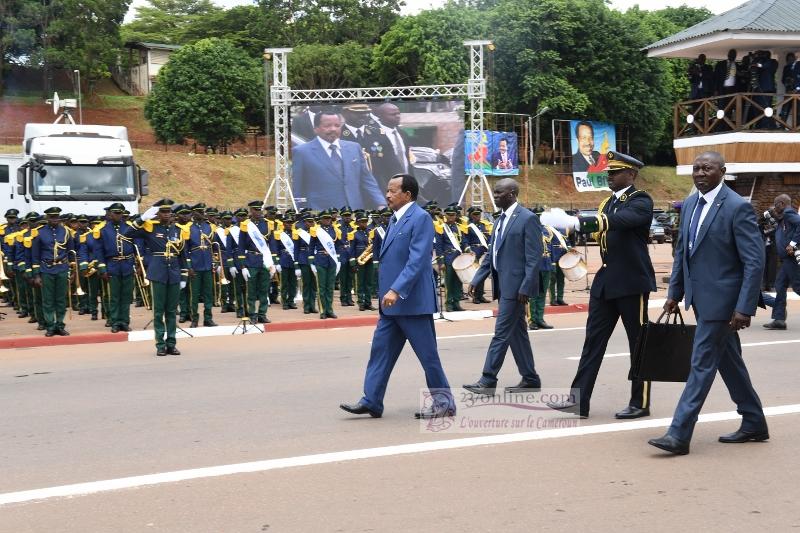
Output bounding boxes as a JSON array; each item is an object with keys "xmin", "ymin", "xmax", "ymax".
[
  {"xmin": 108, "ymin": 274, "xmax": 133, "ymax": 327},
  {"xmin": 246, "ymin": 267, "xmax": 270, "ymax": 318},
  {"xmin": 763, "ymin": 259, "xmax": 800, "ymax": 320},
  {"xmin": 316, "ymin": 264, "xmax": 336, "ymax": 316},
  {"xmin": 300, "ymin": 264, "xmax": 317, "ymax": 313},
  {"xmin": 360, "ymin": 313, "xmax": 453, "ymax": 415},
  {"xmin": 190, "ymin": 270, "xmax": 214, "ymax": 322},
  {"xmin": 570, "ymin": 292, "xmax": 651, "ymax": 413},
  {"xmin": 480, "ymin": 297, "xmax": 540, "ymax": 386},
  {"xmin": 280, "ymin": 268, "xmax": 298, "ymax": 308},
  {"xmin": 151, "ymin": 281, "xmax": 180, "ymax": 351},
  {"xmin": 41, "ymin": 271, "xmax": 68, "ymax": 333},
  {"xmin": 339, "ymin": 264, "xmax": 354, "ymax": 304},
  {"xmin": 668, "ymin": 316, "xmax": 766, "ymax": 442}
]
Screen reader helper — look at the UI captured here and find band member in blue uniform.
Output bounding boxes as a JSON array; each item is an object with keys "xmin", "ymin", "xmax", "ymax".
[{"xmin": 31, "ymin": 206, "xmax": 75, "ymax": 337}]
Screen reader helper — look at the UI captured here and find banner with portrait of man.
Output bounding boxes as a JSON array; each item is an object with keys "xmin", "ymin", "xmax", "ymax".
[
  {"xmin": 570, "ymin": 120, "xmax": 616, "ymax": 192},
  {"xmin": 289, "ymin": 101, "xmax": 464, "ymax": 210},
  {"xmin": 463, "ymin": 130, "xmax": 519, "ymax": 176}
]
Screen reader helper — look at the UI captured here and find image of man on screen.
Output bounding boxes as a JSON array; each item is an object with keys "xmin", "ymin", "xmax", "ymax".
[
  {"xmin": 492, "ymin": 138, "xmax": 515, "ymax": 170},
  {"xmin": 291, "ymin": 109, "xmax": 386, "ymax": 211},
  {"xmin": 572, "ymin": 121, "xmax": 602, "ymax": 173}
]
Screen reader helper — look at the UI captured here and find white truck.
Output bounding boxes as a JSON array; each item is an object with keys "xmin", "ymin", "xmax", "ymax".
[{"xmin": 0, "ymin": 95, "xmax": 148, "ymax": 221}]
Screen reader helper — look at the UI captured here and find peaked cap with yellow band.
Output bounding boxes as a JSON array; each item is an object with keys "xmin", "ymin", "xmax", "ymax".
[{"xmin": 601, "ymin": 150, "xmax": 644, "ymax": 172}]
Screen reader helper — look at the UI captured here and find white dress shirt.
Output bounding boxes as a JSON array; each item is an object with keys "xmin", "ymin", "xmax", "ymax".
[
  {"xmin": 690, "ymin": 180, "xmax": 724, "ymax": 243},
  {"xmin": 392, "ymin": 200, "xmax": 413, "ymax": 222},
  {"xmin": 317, "ymin": 136, "xmax": 342, "ymax": 157},
  {"xmin": 493, "ymin": 201, "xmax": 518, "ymax": 267},
  {"xmin": 382, "ymin": 126, "xmax": 408, "ymax": 172}
]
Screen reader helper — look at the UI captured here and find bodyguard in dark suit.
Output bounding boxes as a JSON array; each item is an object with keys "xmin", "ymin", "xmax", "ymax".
[
  {"xmin": 650, "ymin": 152, "xmax": 767, "ymax": 455},
  {"xmin": 463, "ymin": 178, "xmax": 543, "ymax": 395},
  {"xmin": 548, "ymin": 151, "xmax": 656, "ymax": 419},
  {"xmin": 761, "ymin": 194, "xmax": 800, "ymax": 330},
  {"xmin": 340, "ymin": 174, "xmax": 454, "ymax": 419}
]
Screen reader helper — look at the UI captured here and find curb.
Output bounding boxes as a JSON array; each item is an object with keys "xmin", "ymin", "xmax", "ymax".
[{"xmin": 0, "ymin": 304, "xmax": 589, "ymax": 350}]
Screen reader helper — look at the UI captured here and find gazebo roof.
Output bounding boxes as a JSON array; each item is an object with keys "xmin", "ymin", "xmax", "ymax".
[{"xmin": 644, "ymin": 0, "xmax": 800, "ymax": 59}]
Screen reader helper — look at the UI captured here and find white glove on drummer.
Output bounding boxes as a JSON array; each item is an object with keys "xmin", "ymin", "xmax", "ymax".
[
  {"xmin": 229, "ymin": 266, "xmax": 238, "ymax": 277},
  {"xmin": 180, "ymin": 281, "xmax": 186, "ymax": 290},
  {"xmin": 276, "ymin": 265, "xmax": 282, "ymax": 273},
  {"xmin": 241, "ymin": 268, "xmax": 251, "ymax": 281},
  {"xmin": 141, "ymin": 206, "xmax": 159, "ymax": 221},
  {"xmin": 294, "ymin": 268, "xmax": 301, "ymax": 278}
]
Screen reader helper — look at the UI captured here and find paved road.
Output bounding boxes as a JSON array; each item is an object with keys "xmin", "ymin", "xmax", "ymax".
[{"xmin": 1, "ymin": 303, "xmax": 799, "ymax": 531}]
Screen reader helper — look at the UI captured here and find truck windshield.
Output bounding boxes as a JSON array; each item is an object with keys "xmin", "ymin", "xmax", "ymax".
[{"xmin": 31, "ymin": 164, "xmax": 136, "ymax": 200}]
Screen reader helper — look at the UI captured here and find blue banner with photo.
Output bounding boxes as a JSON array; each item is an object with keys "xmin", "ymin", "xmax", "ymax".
[
  {"xmin": 464, "ymin": 130, "xmax": 519, "ymax": 176},
  {"xmin": 569, "ymin": 120, "xmax": 616, "ymax": 192}
]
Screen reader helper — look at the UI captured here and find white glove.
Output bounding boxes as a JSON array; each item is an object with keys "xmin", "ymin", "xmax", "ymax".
[
  {"xmin": 269, "ymin": 265, "xmax": 277, "ymax": 277},
  {"xmin": 276, "ymin": 265, "xmax": 282, "ymax": 273},
  {"xmin": 229, "ymin": 266, "xmax": 238, "ymax": 277},
  {"xmin": 241, "ymin": 268, "xmax": 251, "ymax": 281},
  {"xmin": 294, "ymin": 268, "xmax": 301, "ymax": 278},
  {"xmin": 180, "ymin": 280, "xmax": 186, "ymax": 290},
  {"xmin": 216, "ymin": 265, "xmax": 223, "ymax": 276},
  {"xmin": 310, "ymin": 265, "xmax": 317, "ymax": 275},
  {"xmin": 141, "ymin": 206, "xmax": 159, "ymax": 221},
  {"xmin": 795, "ymin": 249, "xmax": 800, "ymax": 266}
]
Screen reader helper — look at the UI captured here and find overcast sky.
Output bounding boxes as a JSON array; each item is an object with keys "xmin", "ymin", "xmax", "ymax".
[{"xmin": 125, "ymin": 0, "xmax": 746, "ymax": 23}]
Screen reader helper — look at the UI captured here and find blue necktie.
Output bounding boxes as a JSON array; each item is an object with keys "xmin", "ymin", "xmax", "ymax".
[
  {"xmin": 329, "ymin": 144, "xmax": 343, "ymax": 177},
  {"xmin": 493, "ymin": 213, "xmax": 506, "ymax": 267},
  {"xmin": 688, "ymin": 196, "xmax": 707, "ymax": 251}
]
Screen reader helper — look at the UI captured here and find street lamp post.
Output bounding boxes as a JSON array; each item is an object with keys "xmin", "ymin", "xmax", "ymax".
[{"xmin": 73, "ymin": 69, "xmax": 82, "ymax": 124}]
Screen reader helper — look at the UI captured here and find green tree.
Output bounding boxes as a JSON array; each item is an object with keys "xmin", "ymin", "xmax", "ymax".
[
  {"xmin": 144, "ymin": 38, "xmax": 264, "ymax": 152},
  {"xmin": 371, "ymin": 4, "xmax": 488, "ymax": 86},
  {"xmin": 122, "ymin": 0, "xmax": 220, "ymax": 44},
  {"xmin": 288, "ymin": 42, "xmax": 374, "ymax": 88}
]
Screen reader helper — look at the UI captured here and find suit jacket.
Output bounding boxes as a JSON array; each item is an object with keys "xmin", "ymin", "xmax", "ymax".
[
  {"xmin": 668, "ymin": 184, "xmax": 764, "ymax": 320},
  {"xmin": 471, "ymin": 205, "xmax": 542, "ymax": 300},
  {"xmin": 377, "ymin": 202, "xmax": 438, "ymax": 315},
  {"xmin": 572, "ymin": 150, "xmax": 601, "ymax": 173},
  {"xmin": 592, "ymin": 186, "xmax": 657, "ymax": 299},
  {"xmin": 291, "ymin": 111, "xmax": 315, "ymax": 141},
  {"xmin": 291, "ymin": 138, "xmax": 385, "ymax": 211},
  {"xmin": 776, "ymin": 207, "xmax": 800, "ymax": 256},
  {"xmin": 491, "ymin": 150, "xmax": 515, "ymax": 170},
  {"xmin": 714, "ymin": 59, "xmax": 740, "ymax": 94},
  {"xmin": 366, "ymin": 127, "xmax": 413, "ymax": 193}
]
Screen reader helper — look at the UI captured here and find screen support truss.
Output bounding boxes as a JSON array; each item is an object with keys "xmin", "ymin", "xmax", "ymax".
[{"xmin": 264, "ymin": 40, "xmax": 495, "ymax": 211}]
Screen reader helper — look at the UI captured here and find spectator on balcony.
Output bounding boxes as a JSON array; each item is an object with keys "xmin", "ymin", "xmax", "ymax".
[
  {"xmin": 714, "ymin": 49, "xmax": 741, "ymax": 96},
  {"xmin": 780, "ymin": 53, "xmax": 799, "ymax": 127},
  {"xmin": 688, "ymin": 54, "xmax": 714, "ymax": 100}
]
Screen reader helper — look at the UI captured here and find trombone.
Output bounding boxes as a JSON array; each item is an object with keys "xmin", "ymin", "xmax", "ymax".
[
  {"xmin": 210, "ymin": 241, "xmax": 230, "ymax": 307},
  {"xmin": 67, "ymin": 250, "xmax": 85, "ymax": 320},
  {"xmin": 132, "ymin": 243, "xmax": 152, "ymax": 311}
]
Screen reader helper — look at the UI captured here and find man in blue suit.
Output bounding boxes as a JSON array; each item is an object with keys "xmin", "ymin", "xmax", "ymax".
[
  {"xmin": 292, "ymin": 109, "xmax": 386, "ymax": 211},
  {"xmin": 650, "ymin": 151, "xmax": 768, "ymax": 455},
  {"xmin": 340, "ymin": 174, "xmax": 455, "ymax": 419},
  {"xmin": 463, "ymin": 178, "xmax": 543, "ymax": 395}
]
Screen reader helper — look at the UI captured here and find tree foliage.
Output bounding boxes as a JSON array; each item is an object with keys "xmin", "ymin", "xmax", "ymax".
[
  {"xmin": 144, "ymin": 38, "xmax": 264, "ymax": 152},
  {"xmin": 121, "ymin": 0, "xmax": 219, "ymax": 44},
  {"xmin": 288, "ymin": 42, "xmax": 373, "ymax": 89}
]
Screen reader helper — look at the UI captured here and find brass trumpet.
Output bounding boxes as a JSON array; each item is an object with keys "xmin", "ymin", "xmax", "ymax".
[
  {"xmin": 210, "ymin": 241, "xmax": 229, "ymax": 307},
  {"xmin": 357, "ymin": 244, "xmax": 373, "ymax": 266},
  {"xmin": 132, "ymin": 243, "xmax": 152, "ymax": 311},
  {"xmin": 67, "ymin": 250, "xmax": 85, "ymax": 297}
]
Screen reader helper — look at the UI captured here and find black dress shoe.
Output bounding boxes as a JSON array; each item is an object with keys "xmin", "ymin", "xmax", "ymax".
[
  {"xmin": 535, "ymin": 320, "xmax": 554, "ymax": 330},
  {"xmin": 415, "ymin": 406, "xmax": 456, "ymax": 419},
  {"xmin": 282, "ymin": 305, "xmax": 289, "ymax": 310},
  {"xmin": 310, "ymin": 306, "xmax": 319, "ymax": 314},
  {"xmin": 56, "ymin": 329, "xmax": 70, "ymax": 336},
  {"xmin": 718, "ymin": 428, "xmax": 769, "ymax": 443},
  {"xmin": 546, "ymin": 400, "xmax": 588, "ymax": 418},
  {"xmin": 463, "ymin": 382, "xmax": 496, "ymax": 396},
  {"xmin": 166, "ymin": 346, "xmax": 181, "ymax": 355},
  {"xmin": 204, "ymin": 320, "xmax": 218, "ymax": 327},
  {"xmin": 648, "ymin": 434, "xmax": 690, "ymax": 455},
  {"xmin": 105, "ymin": 321, "xmax": 112, "ymax": 327},
  {"xmin": 453, "ymin": 304, "xmax": 465, "ymax": 312},
  {"xmin": 91, "ymin": 313, "xmax": 98, "ymax": 320},
  {"xmin": 528, "ymin": 322, "xmax": 539, "ymax": 330},
  {"xmin": 236, "ymin": 310, "xmax": 244, "ymax": 318},
  {"xmin": 79, "ymin": 309, "xmax": 87, "ymax": 316},
  {"xmin": 119, "ymin": 325, "xmax": 132, "ymax": 332},
  {"xmin": 505, "ymin": 380, "xmax": 541, "ymax": 393},
  {"xmin": 340, "ymin": 402, "xmax": 381, "ymax": 418},
  {"xmin": 111, "ymin": 325, "xmax": 120, "ymax": 333},
  {"xmin": 156, "ymin": 348, "xmax": 167, "ymax": 356},
  {"xmin": 763, "ymin": 320, "xmax": 786, "ymax": 330},
  {"xmin": 289, "ymin": 303, "xmax": 298, "ymax": 309},
  {"xmin": 260, "ymin": 316, "xmax": 271, "ymax": 324},
  {"xmin": 326, "ymin": 312, "xmax": 338, "ymax": 319},
  {"xmin": 179, "ymin": 316, "xmax": 189, "ymax": 323},
  {"xmin": 365, "ymin": 304, "xmax": 376, "ymax": 311},
  {"xmin": 37, "ymin": 324, "xmax": 46, "ymax": 330},
  {"xmin": 445, "ymin": 306, "xmax": 454, "ymax": 312},
  {"xmin": 28, "ymin": 316, "xmax": 38, "ymax": 323},
  {"xmin": 45, "ymin": 331, "xmax": 55, "ymax": 337},
  {"xmin": 358, "ymin": 304, "xmax": 366, "ymax": 311},
  {"xmin": 190, "ymin": 320, "xmax": 198, "ymax": 328},
  {"xmin": 304, "ymin": 310, "xmax": 311, "ymax": 314},
  {"xmin": 556, "ymin": 300, "xmax": 568, "ymax": 306},
  {"xmin": 18, "ymin": 312, "xmax": 29, "ymax": 318},
  {"xmin": 615, "ymin": 406, "xmax": 650, "ymax": 419}
]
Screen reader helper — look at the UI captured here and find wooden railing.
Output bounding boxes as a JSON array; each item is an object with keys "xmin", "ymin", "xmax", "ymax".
[{"xmin": 674, "ymin": 93, "xmax": 800, "ymax": 138}]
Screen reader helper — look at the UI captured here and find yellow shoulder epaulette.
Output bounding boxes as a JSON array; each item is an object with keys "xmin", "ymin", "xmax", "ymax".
[
  {"xmin": 210, "ymin": 223, "xmax": 217, "ymax": 233},
  {"xmin": 334, "ymin": 227, "xmax": 342, "ymax": 240},
  {"xmin": 30, "ymin": 227, "xmax": 39, "ymax": 238},
  {"xmin": 457, "ymin": 222, "xmax": 469, "ymax": 234},
  {"xmin": 142, "ymin": 220, "xmax": 155, "ymax": 233},
  {"xmin": 276, "ymin": 220, "xmax": 284, "ymax": 232},
  {"xmin": 349, "ymin": 221, "xmax": 357, "ymax": 230},
  {"xmin": 368, "ymin": 229, "xmax": 375, "ymax": 240},
  {"xmin": 92, "ymin": 226, "xmax": 101, "ymax": 239},
  {"xmin": 23, "ymin": 235, "xmax": 33, "ymax": 248},
  {"xmin": 239, "ymin": 221, "xmax": 248, "ymax": 232},
  {"xmin": 433, "ymin": 221, "xmax": 444, "ymax": 235},
  {"xmin": 273, "ymin": 230, "xmax": 282, "ymax": 239},
  {"xmin": 347, "ymin": 230, "xmax": 356, "ymax": 241},
  {"xmin": 291, "ymin": 229, "xmax": 299, "ymax": 240},
  {"xmin": 79, "ymin": 233, "xmax": 88, "ymax": 244},
  {"xmin": 309, "ymin": 226, "xmax": 318, "ymax": 238}
]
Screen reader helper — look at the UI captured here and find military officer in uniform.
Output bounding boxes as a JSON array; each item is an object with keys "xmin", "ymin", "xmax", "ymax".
[
  {"xmin": 187, "ymin": 203, "xmax": 217, "ymax": 327},
  {"xmin": 31, "ymin": 206, "xmax": 74, "ymax": 336},
  {"xmin": 264, "ymin": 205, "xmax": 282, "ymax": 305},
  {"xmin": 440, "ymin": 205, "xmax": 468, "ymax": 312},
  {"xmin": 548, "ymin": 151, "xmax": 656, "ymax": 419},
  {"xmin": 131, "ymin": 199, "xmax": 190, "ymax": 356},
  {"xmin": 548, "ymin": 225, "xmax": 569, "ymax": 306},
  {"xmin": 94, "ymin": 203, "xmax": 136, "ymax": 332},
  {"xmin": 311, "ymin": 210, "xmax": 342, "ymax": 319},
  {"xmin": 237, "ymin": 200, "xmax": 276, "ymax": 324},
  {"xmin": 465, "ymin": 206, "xmax": 492, "ymax": 304},
  {"xmin": 274, "ymin": 209, "xmax": 299, "ymax": 310},
  {"xmin": 174, "ymin": 205, "xmax": 194, "ymax": 322},
  {"xmin": 337, "ymin": 207, "xmax": 356, "ymax": 306},
  {"xmin": 529, "ymin": 219, "xmax": 555, "ymax": 330},
  {"xmin": 1, "ymin": 209, "xmax": 21, "ymax": 312},
  {"xmin": 351, "ymin": 210, "xmax": 376, "ymax": 311}
]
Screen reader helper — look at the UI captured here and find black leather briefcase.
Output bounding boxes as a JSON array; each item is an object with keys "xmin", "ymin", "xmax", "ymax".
[{"xmin": 629, "ymin": 309, "xmax": 695, "ymax": 382}]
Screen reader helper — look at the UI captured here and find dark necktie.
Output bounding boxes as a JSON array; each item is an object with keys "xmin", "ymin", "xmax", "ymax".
[
  {"xmin": 688, "ymin": 196, "xmax": 707, "ymax": 251},
  {"xmin": 493, "ymin": 213, "xmax": 507, "ymax": 267},
  {"xmin": 606, "ymin": 195, "xmax": 616, "ymax": 213},
  {"xmin": 329, "ymin": 144, "xmax": 343, "ymax": 177}
]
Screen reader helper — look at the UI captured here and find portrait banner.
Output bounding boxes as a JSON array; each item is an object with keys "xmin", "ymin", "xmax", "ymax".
[{"xmin": 569, "ymin": 120, "xmax": 616, "ymax": 192}]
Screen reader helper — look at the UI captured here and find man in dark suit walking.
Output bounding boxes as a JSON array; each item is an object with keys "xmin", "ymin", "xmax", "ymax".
[
  {"xmin": 762, "ymin": 194, "xmax": 800, "ymax": 330},
  {"xmin": 463, "ymin": 178, "xmax": 544, "ymax": 395},
  {"xmin": 548, "ymin": 151, "xmax": 656, "ymax": 419},
  {"xmin": 649, "ymin": 151, "xmax": 768, "ymax": 455},
  {"xmin": 340, "ymin": 174, "xmax": 455, "ymax": 419}
]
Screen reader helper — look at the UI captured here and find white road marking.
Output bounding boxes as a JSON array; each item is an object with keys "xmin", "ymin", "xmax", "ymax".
[
  {"xmin": 564, "ymin": 339, "xmax": 800, "ymax": 360},
  {"xmin": 437, "ymin": 326, "xmax": 586, "ymax": 341},
  {"xmin": 2, "ymin": 403, "xmax": 798, "ymax": 507}
]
